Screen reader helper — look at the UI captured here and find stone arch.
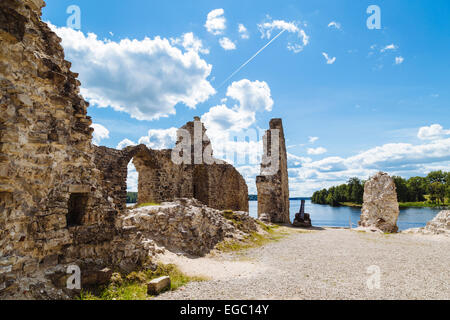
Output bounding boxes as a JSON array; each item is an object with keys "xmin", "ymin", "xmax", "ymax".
[{"xmin": 93, "ymin": 144, "xmax": 159, "ymax": 213}]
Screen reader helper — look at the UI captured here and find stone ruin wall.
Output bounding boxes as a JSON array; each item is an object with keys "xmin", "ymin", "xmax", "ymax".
[
  {"xmin": 256, "ymin": 119, "xmax": 290, "ymax": 223},
  {"xmin": 0, "ymin": 0, "xmax": 248, "ymax": 298},
  {"xmin": 0, "ymin": 0, "xmax": 154, "ymax": 298},
  {"xmin": 92, "ymin": 119, "xmax": 249, "ymax": 214}
]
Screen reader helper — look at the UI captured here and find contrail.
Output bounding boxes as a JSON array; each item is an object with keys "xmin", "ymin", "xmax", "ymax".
[{"xmin": 218, "ymin": 29, "xmax": 287, "ymax": 89}]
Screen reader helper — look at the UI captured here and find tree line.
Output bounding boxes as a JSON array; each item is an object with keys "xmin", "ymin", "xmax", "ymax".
[
  {"xmin": 126, "ymin": 192, "xmax": 138, "ymax": 203},
  {"xmin": 311, "ymin": 171, "xmax": 450, "ymax": 207}
]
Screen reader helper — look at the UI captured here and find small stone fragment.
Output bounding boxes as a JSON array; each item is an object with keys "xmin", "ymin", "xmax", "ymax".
[{"xmin": 147, "ymin": 276, "xmax": 171, "ymax": 295}]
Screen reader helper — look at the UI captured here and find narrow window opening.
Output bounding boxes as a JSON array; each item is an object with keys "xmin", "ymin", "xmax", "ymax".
[{"xmin": 67, "ymin": 193, "xmax": 88, "ymax": 227}]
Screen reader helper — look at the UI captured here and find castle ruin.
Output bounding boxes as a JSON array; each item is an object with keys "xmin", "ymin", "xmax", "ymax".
[
  {"xmin": 0, "ymin": 0, "xmax": 247, "ymax": 298},
  {"xmin": 256, "ymin": 119, "xmax": 290, "ymax": 223}
]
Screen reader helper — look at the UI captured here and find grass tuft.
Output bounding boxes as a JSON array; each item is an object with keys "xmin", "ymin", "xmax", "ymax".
[
  {"xmin": 78, "ymin": 263, "xmax": 205, "ymax": 300},
  {"xmin": 134, "ymin": 202, "xmax": 160, "ymax": 208},
  {"xmin": 216, "ymin": 224, "xmax": 288, "ymax": 253}
]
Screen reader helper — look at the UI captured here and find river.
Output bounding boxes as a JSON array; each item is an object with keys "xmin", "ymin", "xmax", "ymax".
[{"xmin": 249, "ymin": 200, "xmax": 441, "ymax": 231}]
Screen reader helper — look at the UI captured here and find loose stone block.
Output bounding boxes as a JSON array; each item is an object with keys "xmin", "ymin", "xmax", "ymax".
[{"xmin": 147, "ymin": 276, "xmax": 171, "ymax": 295}]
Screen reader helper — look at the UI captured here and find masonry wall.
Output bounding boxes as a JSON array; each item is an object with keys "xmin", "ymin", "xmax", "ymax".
[
  {"xmin": 0, "ymin": 0, "xmax": 146, "ymax": 299},
  {"xmin": 256, "ymin": 119, "xmax": 290, "ymax": 223},
  {"xmin": 92, "ymin": 120, "xmax": 249, "ymax": 213},
  {"xmin": 0, "ymin": 0, "xmax": 249, "ymax": 298}
]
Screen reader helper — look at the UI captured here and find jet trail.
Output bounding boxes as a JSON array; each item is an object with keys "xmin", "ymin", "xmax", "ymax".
[{"xmin": 218, "ymin": 29, "xmax": 287, "ymax": 89}]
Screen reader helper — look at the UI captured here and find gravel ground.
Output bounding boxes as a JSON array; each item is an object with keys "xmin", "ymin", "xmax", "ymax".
[{"xmin": 156, "ymin": 228, "xmax": 450, "ymax": 300}]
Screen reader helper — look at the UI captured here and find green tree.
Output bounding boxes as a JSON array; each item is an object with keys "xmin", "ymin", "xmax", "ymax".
[
  {"xmin": 429, "ymin": 182, "xmax": 446, "ymax": 204},
  {"xmin": 427, "ymin": 170, "xmax": 446, "ymax": 184},
  {"xmin": 326, "ymin": 192, "xmax": 339, "ymax": 207},
  {"xmin": 407, "ymin": 176, "xmax": 427, "ymax": 202},
  {"xmin": 393, "ymin": 176, "xmax": 409, "ymax": 202},
  {"xmin": 348, "ymin": 177, "xmax": 364, "ymax": 204}
]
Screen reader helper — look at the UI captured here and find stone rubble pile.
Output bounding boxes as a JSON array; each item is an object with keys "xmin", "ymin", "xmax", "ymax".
[
  {"xmin": 121, "ymin": 198, "xmax": 259, "ymax": 256},
  {"xmin": 404, "ymin": 210, "xmax": 449, "ymax": 236}
]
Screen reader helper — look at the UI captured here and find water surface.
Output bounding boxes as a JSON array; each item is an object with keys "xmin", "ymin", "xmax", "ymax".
[{"xmin": 249, "ymin": 200, "xmax": 440, "ymax": 230}]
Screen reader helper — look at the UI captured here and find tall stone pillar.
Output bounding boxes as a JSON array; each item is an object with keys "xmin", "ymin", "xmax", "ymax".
[
  {"xmin": 256, "ymin": 119, "xmax": 290, "ymax": 223},
  {"xmin": 359, "ymin": 172, "xmax": 399, "ymax": 233}
]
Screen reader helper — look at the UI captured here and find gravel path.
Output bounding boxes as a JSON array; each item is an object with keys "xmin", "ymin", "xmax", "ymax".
[{"xmin": 156, "ymin": 228, "xmax": 450, "ymax": 300}]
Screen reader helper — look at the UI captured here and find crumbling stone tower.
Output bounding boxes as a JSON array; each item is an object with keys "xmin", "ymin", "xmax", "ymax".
[{"xmin": 256, "ymin": 119, "xmax": 290, "ymax": 223}]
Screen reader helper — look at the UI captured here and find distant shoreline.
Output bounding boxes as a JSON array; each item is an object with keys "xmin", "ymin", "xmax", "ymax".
[
  {"xmin": 338, "ymin": 201, "xmax": 448, "ymax": 209},
  {"xmin": 248, "ymin": 195, "xmax": 311, "ymax": 201}
]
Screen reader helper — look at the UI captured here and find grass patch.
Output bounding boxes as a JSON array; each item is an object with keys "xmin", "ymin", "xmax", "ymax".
[
  {"xmin": 399, "ymin": 201, "xmax": 448, "ymax": 208},
  {"xmin": 222, "ymin": 210, "xmax": 244, "ymax": 229},
  {"xmin": 78, "ymin": 263, "xmax": 205, "ymax": 300},
  {"xmin": 340, "ymin": 202, "xmax": 362, "ymax": 208},
  {"xmin": 341, "ymin": 201, "xmax": 449, "ymax": 209},
  {"xmin": 134, "ymin": 202, "xmax": 160, "ymax": 208},
  {"xmin": 256, "ymin": 220, "xmax": 280, "ymax": 234},
  {"xmin": 216, "ymin": 224, "xmax": 287, "ymax": 253}
]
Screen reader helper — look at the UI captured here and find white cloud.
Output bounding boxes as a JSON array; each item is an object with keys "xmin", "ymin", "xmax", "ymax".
[
  {"xmin": 418, "ymin": 124, "xmax": 450, "ymax": 140},
  {"xmin": 226, "ymin": 79, "xmax": 274, "ymax": 112},
  {"xmin": 327, "ymin": 21, "xmax": 341, "ymax": 30},
  {"xmin": 170, "ymin": 32, "xmax": 209, "ymax": 54},
  {"xmin": 322, "ymin": 52, "xmax": 336, "ymax": 64},
  {"xmin": 202, "ymin": 79, "xmax": 273, "ymax": 134},
  {"xmin": 307, "ymin": 147, "xmax": 327, "ymax": 155},
  {"xmin": 395, "ymin": 56, "xmax": 404, "ymax": 65},
  {"xmin": 238, "ymin": 24, "xmax": 250, "ymax": 39},
  {"xmin": 117, "ymin": 138, "xmax": 136, "ymax": 150},
  {"xmin": 288, "ymin": 153, "xmax": 312, "ymax": 167},
  {"xmin": 219, "ymin": 37, "xmax": 236, "ymax": 50},
  {"xmin": 381, "ymin": 44, "xmax": 398, "ymax": 52},
  {"xmin": 127, "ymin": 162, "xmax": 138, "ymax": 192},
  {"xmin": 258, "ymin": 18, "xmax": 309, "ymax": 53},
  {"xmin": 289, "ymin": 125, "xmax": 450, "ymax": 195},
  {"xmin": 138, "ymin": 128, "xmax": 178, "ymax": 150},
  {"xmin": 309, "ymin": 136, "xmax": 319, "ymax": 143},
  {"xmin": 50, "ymin": 24, "xmax": 215, "ymax": 121},
  {"xmin": 205, "ymin": 9, "xmax": 226, "ymax": 35},
  {"xmin": 202, "ymin": 79, "xmax": 273, "ymax": 164},
  {"xmin": 91, "ymin": 123, "xmax": 109, "ymax": 146}
]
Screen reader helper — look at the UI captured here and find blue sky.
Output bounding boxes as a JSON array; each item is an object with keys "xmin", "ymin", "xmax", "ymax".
[{"xmin": 43, "ymin": 0, "xmax": 450, "ymax": 195}]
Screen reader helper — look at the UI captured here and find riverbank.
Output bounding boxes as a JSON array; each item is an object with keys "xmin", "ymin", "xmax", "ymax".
[
  {"xmin": 337, "ymin": 201, "xmax": 449, "ymax": 209},
  {"xmin": 156, "ymin": 227, "xmax": 449, "ymax": 300}
]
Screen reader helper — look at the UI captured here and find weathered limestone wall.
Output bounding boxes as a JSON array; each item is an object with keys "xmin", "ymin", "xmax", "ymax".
[
  {"xmin": 0, "ymin": 0, "xmax": 249, "ymax": 298},
  {"xmin": 134, "ymin": 149, "xmax": 194, "ymax": 205},
  {"xmin": 93, "ymin": 118, "xmax": 249, "ymax": 212},
  {"xmin": 121, "ymin": 199, "xmax": 257, "ymax": 256},
  {"xmin": 256, "ymin": 119, "xmax": 290, "ymax": 223},
  {"xmin": 203, "ymin": 164, "xmax": 249, "ymax": 212},
  {"xmin": 0, "ymin": 0, "xmax": 147, "ymax": 299},
  {"xmin": 359, "ymin": 172, "xmax": 400, "ymax": 233}
]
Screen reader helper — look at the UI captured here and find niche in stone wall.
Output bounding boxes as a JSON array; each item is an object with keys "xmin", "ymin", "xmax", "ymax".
[
  {"xmin": 0, "ymin": 192, "xmax": 13, "ymax": 210},
  {"xmin": 193, "ymin": 165, "xmax": 209, "ymax": 205},
  {"xmin": 67, "ymin": 193, "xmax": 88, "ymax": 227}
]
